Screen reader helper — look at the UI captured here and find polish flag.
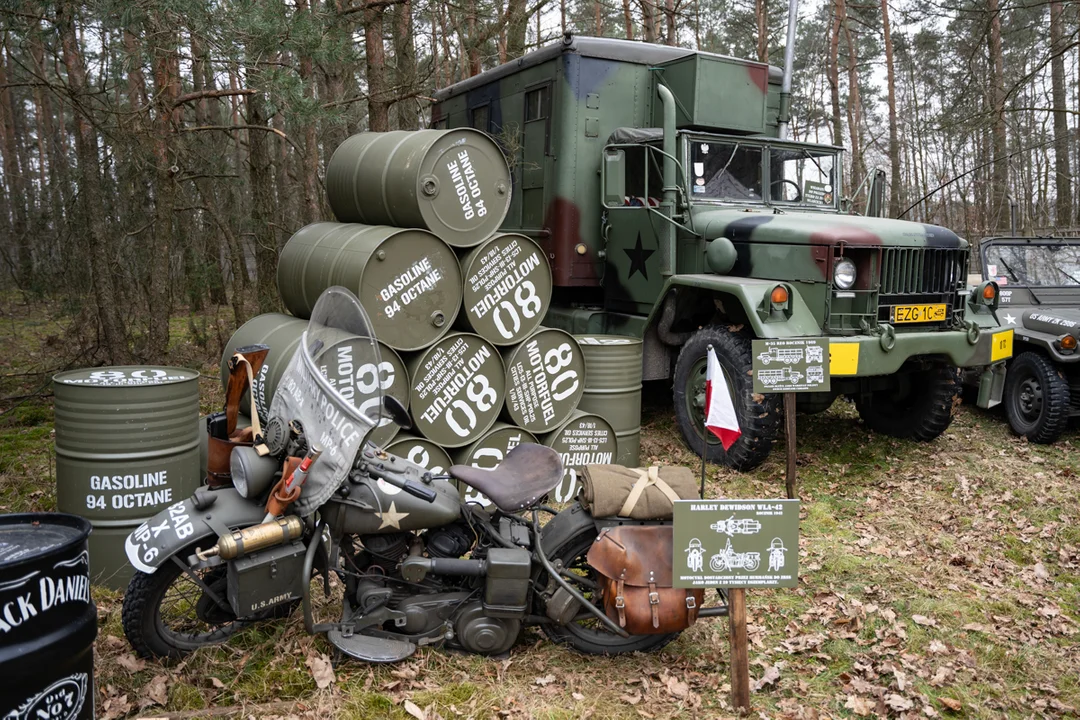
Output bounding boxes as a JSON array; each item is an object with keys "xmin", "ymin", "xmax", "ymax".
[{"xmin": 705, "ymin": 346, "xmax": 742, "ymax": 451}]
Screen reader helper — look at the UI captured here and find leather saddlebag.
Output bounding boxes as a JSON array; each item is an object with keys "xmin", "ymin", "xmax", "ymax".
[{"xmin": 587, "ymin": 525, "xmax": 704, "ymax": 635}]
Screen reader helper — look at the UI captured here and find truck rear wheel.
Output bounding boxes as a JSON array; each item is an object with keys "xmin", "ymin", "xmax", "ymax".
[
  {"xmin": 1004, "ymin": 351, "xmax": 1070, "ymax": 443},
  {"xmin": 673, "ymin": 327, "xmax": 780, "ymax": 471},
  {"xmin": 854, "ymin": 363, "xmax": 960, "ymax": 441}
]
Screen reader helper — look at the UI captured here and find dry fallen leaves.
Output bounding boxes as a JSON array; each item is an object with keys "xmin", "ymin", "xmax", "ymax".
[
  {"xmin": 940, "ymin": 697, "xmax": 963, "ymax": 712},
  {"xmin": 911, "ymin": 614, "xmax": 937, "ymax": 627},
  {"xmin": 752, "ymin": 664, "xmax": 781, "ymax": 692},
  {"xmin": 403, "ymin": 699, "xmax": 427, "ymax": 720},
  {"xmin": 143, "ymin": 674, "xmax": 168, "ymax": 707},
  {"xmin": 115, "ymin": 653, "xmax": 147, "ymax": 673},
  {"xmin": 304, "ymin": 652, "xmax": 336, "ymax": 690},
  {"xmin": 845, "ymin": 695, "xmax": 875, "ymax": 716}
]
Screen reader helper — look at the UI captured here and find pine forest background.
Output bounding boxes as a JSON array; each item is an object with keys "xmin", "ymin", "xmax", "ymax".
[{"xmin": 0, "ymin": 0, "xmax": 1077, "ymax": 363}]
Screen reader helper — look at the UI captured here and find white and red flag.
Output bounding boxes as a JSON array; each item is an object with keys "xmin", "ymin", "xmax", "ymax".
[{"xmin": 705, "ymin": 346, "xmax": 741, "ymax": 450}]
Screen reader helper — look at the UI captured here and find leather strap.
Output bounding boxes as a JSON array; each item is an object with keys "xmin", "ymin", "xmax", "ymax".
[
  {"xmin": 618, "ymin": 466, "xmax": 682, "ymax": 517},
  {"xmin": 615, "ymin": 578, "xmax": 626, "ymax": 627},
  {"xmin": 686, "ymin": 592, "xmax": 699, "ymax": 624},
  {"xmin": 230, "ymin": 352, "xmax": 263, "ymax": 441},
  {"xmin": 648, "ymin": 582, "xmax": 660, "ymax": 628}
]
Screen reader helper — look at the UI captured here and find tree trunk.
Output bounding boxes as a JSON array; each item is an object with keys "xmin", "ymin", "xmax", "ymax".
[
  {"xmin": 881, "ymin": 0, "xmax": 901, "ymax": 217},
  {"xmin": 0, "ymin": 46, "xmax": 31, "ymax": 286},
  {"xmin": 507, "ymin": 0, "xmax": 528, "ymax": 57},
  {"xmin": 365, "ymin": 0, "xmax": 390, "ymax": 129},
  {"xmin": 623, "ymin": 0, "xmax": 635, "ymax": 39},
  {"xmin": 843, "ymin": 13, "xmax": 863, "ymax": 208},
  {"xmin": 665, "ymin": 0, "xmax": 676, "ymax": 45},
  {"xmin": 987, "ymin": 0, "xmax": 1009, "ymax": 232},
  {"xmin": 827, "ymin": 0, "xmax": 844, "ymax": 149},
  {"xmin": 247, "ymin": 79, "xmax": 281, "ymax": 313},
  {"xmin": 1049, "ymin": 0, "xmax": 1072, "ymax": 226},
  {"xmin": 147, "ymin": 17, "xmax": 181, "ymax": 357},
  {"xmin": 756, "ymin": 0, "xmax": 768, "ymax": 63},
  {"xmin": 58, "ymin": 0, "xmax": 130, "ymax": 362},
  {"xmin": 642, "ymin": 0, "xmax": 657, "ymax": 43},
  {"xmin": 393, "ymin": 0, "xmax": 418, "ymax": 130}
]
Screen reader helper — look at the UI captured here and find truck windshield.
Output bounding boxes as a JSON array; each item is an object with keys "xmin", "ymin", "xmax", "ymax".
[
  {"xmin": 689, "ymin": 141, "xmax": 763, "ymax": 201},
  {"xmin": 768, "ymin": 147, "xmax": 839, "ymax": 208},
  {"xmin": 985, "ymin": 242, "xmax": 1080, "ymax": 287}
]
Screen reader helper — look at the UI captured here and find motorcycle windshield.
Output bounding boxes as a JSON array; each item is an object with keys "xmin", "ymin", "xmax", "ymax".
[{"xmin": 269, "ymin": 286, "xmax": 383, "ymax": 515}]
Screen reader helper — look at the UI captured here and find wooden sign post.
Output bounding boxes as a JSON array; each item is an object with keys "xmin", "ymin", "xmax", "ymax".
[
  {"xmin": 673, "ymin": 499, "xmax": 801, "ymax": 715},
  {"xmin": 784, "ymin": 393, "xmax": 797, "ymax": 500}
]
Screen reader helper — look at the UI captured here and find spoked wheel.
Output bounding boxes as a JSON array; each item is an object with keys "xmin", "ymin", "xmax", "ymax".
[
  {"xmin": 539, "ymin": 526, "xmax": 679, "ymax": 655},
  {"xmin": 123, "ymin": 540, "xmax": 252, "ymax": 661},
  {"xmin": 1004, "ymin": 352, "xmax": 1070, "ymax": 443}
]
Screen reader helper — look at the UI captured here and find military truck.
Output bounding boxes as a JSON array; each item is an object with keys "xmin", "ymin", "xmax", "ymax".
[
  {"xmin": 980, "ymin": 237, "xmax": 1080, "ymax": 443},
  {"xmin": 432, "ymin": 34, "xmax": 1012, "ymax": 470}
]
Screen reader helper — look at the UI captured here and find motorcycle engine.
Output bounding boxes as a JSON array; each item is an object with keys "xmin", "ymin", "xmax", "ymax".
[
  {"xmin": 358, "ymin": 532, "xmax": 411, "ymax": 574},
  {"xmin": 454, "ymin": 602, "xmax": 520, "ymax": 655},
  {"xmin": 424, "ymin": 522, "xmax": 473, "ymax": 559}
]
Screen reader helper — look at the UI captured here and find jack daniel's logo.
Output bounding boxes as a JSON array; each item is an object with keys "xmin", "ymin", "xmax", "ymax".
[{"xmin": 3, "ymin": 673, "xmax": 88, "ymax": 720}]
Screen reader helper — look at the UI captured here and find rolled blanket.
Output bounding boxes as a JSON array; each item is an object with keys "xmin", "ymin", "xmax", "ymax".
[{"xmin": 580, "ymin": 465, "xmax": 700, "ymax": 519}]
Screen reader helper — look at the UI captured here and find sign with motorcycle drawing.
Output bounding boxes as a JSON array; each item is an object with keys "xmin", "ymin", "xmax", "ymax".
[
  {"xmin": 673, "ymin": 499, "xmax": 800, "ymax": 588},
  {"xmin": 751, "ymin": 338, "xmax": 829, "ymax": 393}
]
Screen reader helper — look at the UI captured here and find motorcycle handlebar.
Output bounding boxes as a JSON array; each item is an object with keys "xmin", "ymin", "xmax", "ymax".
[{"xmin": 402, "ymin": 480, "xmax": 438, "ymax": 503}]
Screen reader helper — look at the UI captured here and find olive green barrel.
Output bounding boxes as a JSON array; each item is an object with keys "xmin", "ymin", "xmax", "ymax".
[
  {"xmin": 277, "ymin": 222, "xmax": 463, "ymax": 351},
  {"xmin": 451, "ymin": 422, "xmax": 537, "ymax": 507},
  {"xmin": 325, "ymin": 129, "xmax": 512, "ymax": 248},
  {"xmin": 220, "ymin": 313, "xmax": 409, "ymax": 446},
  {"xmin": 501, "ymin": 328, "xmax": 585, "ymax": 433},
  {"xmin": 457, "ymin": 233, "xmax": 552, "ymax": 346},
  {"xmin": 540, "ymin": 411, "xmax": 617, "ymax": 504},
  {"xmin": 574, "ymin": 335, "xmax": 643, "ymax": 467},
  {"xmin": 53, "ymin": 367, "xmax": 202, "ymax": 590},
  {"xmin": 385, "ymin": 434, "xmax": 453, "ymax": 476},
  {"xmin": 406, "ymin": 332, "xmax": 504, "ymax": 447}
]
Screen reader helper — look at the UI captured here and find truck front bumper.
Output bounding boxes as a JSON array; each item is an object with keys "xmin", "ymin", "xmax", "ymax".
[{"xmin": 829, "ymin": 327, "xmax": 1014, "ymax": 377}]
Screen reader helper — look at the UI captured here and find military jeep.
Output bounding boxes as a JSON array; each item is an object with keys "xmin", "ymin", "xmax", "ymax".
[
  {"xmin": 433, "ymin": 35, "xmax": 1012, "ymax": 470},
  {"xmin": 981, "ymin": 237, "xmax": 1080, "ymax": 442}
]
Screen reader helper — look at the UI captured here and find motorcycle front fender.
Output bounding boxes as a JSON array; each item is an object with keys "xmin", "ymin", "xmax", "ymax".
[{"xmin": 124, "ymin": 488, "xmax": 268, "ymax": 574}]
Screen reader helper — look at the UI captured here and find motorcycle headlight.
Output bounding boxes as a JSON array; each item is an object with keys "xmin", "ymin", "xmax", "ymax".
[
  {"xmin": 231, "ymin": 446, "xmax": 278, "ymax": 499},
  {"xmin": 833, "ymin": 258, "xmax": 857, "ymax": 290}
]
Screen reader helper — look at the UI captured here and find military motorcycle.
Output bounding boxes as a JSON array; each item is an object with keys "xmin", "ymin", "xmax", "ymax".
[{"xmin": 122, "ymin": 286, "xmax": 723, "ymax": 663}]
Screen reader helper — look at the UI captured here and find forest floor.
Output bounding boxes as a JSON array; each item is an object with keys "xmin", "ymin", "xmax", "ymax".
[{"xmin": 1, "ymin": 296, "xmax": 1077, "ymax": 720}]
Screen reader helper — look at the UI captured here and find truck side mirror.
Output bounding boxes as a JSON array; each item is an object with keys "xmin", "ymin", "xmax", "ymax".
[{"xmin": 602, "ymin": 148, "xmax": 626, "ymax": 206}]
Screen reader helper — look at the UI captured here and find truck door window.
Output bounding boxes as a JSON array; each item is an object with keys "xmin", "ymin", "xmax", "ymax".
[
  {"xmin": 623, "ymin": 143, "xmax": 664, "ymax": 204},
  {"xmin": 690, "ymin": 142, "xmax": 762, "ymax": 201},
  {"xmin": 525, "ymin": 87, "xmax": 550, "ymax": 121},
  {"xmin": 768, "ymin": 147, "xmax": 838, "ymax": 207},
  {"xmin": 470, "ymin": 105, "xmax": 490, "ymax": 132}
]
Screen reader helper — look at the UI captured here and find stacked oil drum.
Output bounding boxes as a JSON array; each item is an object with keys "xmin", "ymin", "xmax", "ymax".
[{"xmin": 223, "ymin": 129, "xmax": 641, "ymax": 503}]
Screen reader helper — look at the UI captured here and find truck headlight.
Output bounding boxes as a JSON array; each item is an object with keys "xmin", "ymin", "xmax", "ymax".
[{"xmin": 833, "ymin": 258, "xmax": 857, "ymax": 290}]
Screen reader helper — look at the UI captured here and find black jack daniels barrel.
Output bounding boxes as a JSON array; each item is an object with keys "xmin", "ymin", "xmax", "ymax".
[
  {"xmin": 325, "ymin": 129, "xmax": 511, "ymax": 248},
  {"xmin": 501, "ymin": 328, "xmax": 585, "ymax": 434},
  {"xmin": 53, "ymin": 366, "xmax": 201, "ymax": 590},
  {"xmin": 0, "ymin": 513, "xmax": 96, "ymax": 720},
  {"xmin": 406, "ymin": 332, "xmax": 505, "ymax": 447},
  {"xmin": 277, "ymin": 222, "xmax": 463, "ymax": 351},
  {"xmin": 457, "ymin": 233, "xmax": 552, "ymax": 346}
]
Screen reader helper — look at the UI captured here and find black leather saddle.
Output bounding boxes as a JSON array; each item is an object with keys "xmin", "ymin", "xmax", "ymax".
[{"xmin": 449, "ymin": 443, "xmax": 564, "ymax": 512}]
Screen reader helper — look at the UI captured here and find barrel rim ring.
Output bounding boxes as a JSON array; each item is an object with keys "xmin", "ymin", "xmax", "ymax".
[{"xmin": 0, "ymin": 512, "xmax": 92, "ymax": 573}]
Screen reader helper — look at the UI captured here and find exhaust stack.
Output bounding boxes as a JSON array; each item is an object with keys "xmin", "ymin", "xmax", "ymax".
[{"xmin": 778, "ymin": 0, "xmax": 799, "ymax": 139}]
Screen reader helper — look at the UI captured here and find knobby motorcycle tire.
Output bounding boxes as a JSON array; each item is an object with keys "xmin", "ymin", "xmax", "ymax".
[{"xmin": 538, "ymin": 524, "xmax": 681, "ymax": 655}]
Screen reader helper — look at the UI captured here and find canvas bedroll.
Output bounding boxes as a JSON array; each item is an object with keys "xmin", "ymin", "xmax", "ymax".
[{"xmin": 580, "ymin": 465, "xmax": 699, "ymax": 519}]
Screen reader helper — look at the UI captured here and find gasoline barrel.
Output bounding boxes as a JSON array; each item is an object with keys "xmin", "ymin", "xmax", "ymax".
[
  {"xmin": 53, "ymin": 366, "xmax": 201, "ymax": 590},
  {"xmin": 325, "ymin": 129, "xmax": 511, "ymax": 248},
  {"xmin": 450, "ymin": 422, "xmax": 537, "ymax": 507},
  {"xmin": 406, "ymin": 332, "xmax": 504, "ymax": 447},
  {"xmin": 457, "ymin": 233, "xmax": 552, "ymax": 346},
  {"xmin": 277, "ymin": 222, "xmax": 463, "ymax": 351},
  {"xmin": 574, "ymin": 334, "xmax": 643, "ymax": 467},
  {"xmin": 0, "ymin": 513, "xmax": 96, "ymax": 720},
  {"xmin": 385, "ymin": 434, "xmax": 453, "ymax": 476},
  {"xmin": 501, "ymin": 328, "xmax": 585, "ymax": 434},
  {"xmin": 541, "ymin": 411, "xmax": 618, "ymax": 505},
  {"xmin": 220, "ymin": 314, "xmax": 410, "ymax": 445}
]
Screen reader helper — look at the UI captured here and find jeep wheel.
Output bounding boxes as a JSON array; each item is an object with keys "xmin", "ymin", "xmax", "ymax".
[
  {"xmin": 673, "ymin": 326, "xmax": 781, "ymax": 471},
  {"xmin": 854, "ymin": 363, "xmax": 960, "ymax": 441},
  {"xmin": 1004, "ymin": 351, "xmax": 1070, "ymax": 443}
]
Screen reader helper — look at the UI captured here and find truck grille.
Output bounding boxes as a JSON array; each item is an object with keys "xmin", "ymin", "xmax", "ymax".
[{"xmin": 880, "ymin": 247, "xmax": 967, "ymax": 295}]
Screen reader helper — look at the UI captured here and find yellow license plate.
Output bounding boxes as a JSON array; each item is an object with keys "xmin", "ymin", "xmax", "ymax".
[{"xmin": 892, "ymin": 304, "xmax": 947, "ymax": 323}]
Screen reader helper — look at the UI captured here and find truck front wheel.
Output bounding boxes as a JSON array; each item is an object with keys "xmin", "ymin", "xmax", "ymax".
[
  {"xmin": 673, "ymin": 327, "xmax": 781, "ymax": 471},
  {"xmin": 1004, "ymin": 351, "xmax": 1070, "ymax": 443},
  {"xmin": 853, "ymin": 363, "xmax": 960, "ymax": 441}
]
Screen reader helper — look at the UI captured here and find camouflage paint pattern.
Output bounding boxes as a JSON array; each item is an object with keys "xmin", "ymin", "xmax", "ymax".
[{"xmin": 432, "ymin": 36, "xmax": 1009, "ymax": 379}]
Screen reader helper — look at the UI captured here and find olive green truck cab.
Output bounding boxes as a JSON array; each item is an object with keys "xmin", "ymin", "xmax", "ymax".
[{"xmin": 433, "ymin": 35, "xmax": 1013, "ymax": 470}]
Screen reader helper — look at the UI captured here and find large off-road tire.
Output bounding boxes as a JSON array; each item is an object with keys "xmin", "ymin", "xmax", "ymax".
[
  {"xmin": 539, "ymin": 525, "xmax": 679, "ymax": 655},
  {"xmin": 1004, "ymin": 351, "xmax": 1070, "ymax": 444},
  {"xmin": 854, "ymin": 363, "xmax": 960, "ymax": 440},
  {"xmin": 123, "ymin": 541, "xmax": 251, "ymax": 661},
  {"xmin": 673, "ymin": 326, "xmax": 781, "ymax": 471}
]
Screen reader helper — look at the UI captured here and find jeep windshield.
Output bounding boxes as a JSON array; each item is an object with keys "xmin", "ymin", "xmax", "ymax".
[
  {"xmin": 984, "ymin": 241, "xmax": 1080, "ymax": 287},
  {"xmin": 687, "ymin": 138, "xmax": 840, "ymax": 210}
]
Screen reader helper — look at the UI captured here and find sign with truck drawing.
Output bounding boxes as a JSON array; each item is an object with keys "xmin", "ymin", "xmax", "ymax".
[{"xmin": 751, "ymin": 338, "xmax": 830, "ymax": 393}]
